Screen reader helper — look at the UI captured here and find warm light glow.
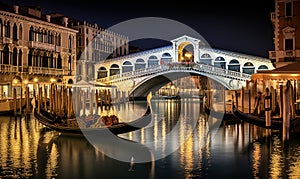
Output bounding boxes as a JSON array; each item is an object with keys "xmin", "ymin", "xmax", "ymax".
[
  {"xmin": 13, "ymin": 79, "xmax": 18, "ymax": 84},
  {"xmin": 185, "ymin": 52, "xmax": 192, "ymax": 59},
  {"xmin": 33, "ymin": 77, "xmax": 38, "ymax": 82},
  {"xmin": 270, "ymin": 74, "xmax": 280, "ymax": 77},
  {"xmin": 24, "ymin": 79, "xmax": 28, "ymax": 84},
  {"xmin": 291, "ymin": 74, "xmax": 299, "ymax": 77},
  {"xmin": 50, "ymin": 78, "xmax": 56, "ymax": 83}
]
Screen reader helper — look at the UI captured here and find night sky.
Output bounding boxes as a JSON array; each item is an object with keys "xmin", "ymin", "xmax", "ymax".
[{"xmin": 1, "ymin": 0, "xmax": 275, "ymax": 58}]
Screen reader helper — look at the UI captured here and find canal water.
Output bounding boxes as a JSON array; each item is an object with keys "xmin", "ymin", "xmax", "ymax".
[{"xmin": 0, "ymin": 98, "xmax": 300, "ymax": 179}]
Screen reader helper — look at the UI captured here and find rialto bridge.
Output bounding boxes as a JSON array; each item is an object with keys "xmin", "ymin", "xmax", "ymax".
[{"xmin": 93, "ymin": 35, "xmax": 274, "ymax": 99}]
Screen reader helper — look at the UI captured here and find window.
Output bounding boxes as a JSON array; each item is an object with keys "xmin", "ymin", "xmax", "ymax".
[
  {"xmin": 5, "ymin": 21, "xmax": 10, "ymax": 38},
  {"xmin": 29, "ymin": 26, "xmax": 34, "ymax": 41},
  {"xmin": 19, "ymin": 25, "xmax": 22, "ymax": 40},
  {"xmin": 285, "ymin": 38, "xmax": 293, "ymax": 50},
  {"xmin": 285, "ymin": 2, "xmax": 292, "ymax": 17},
  {"xmin": 13, "ymin": 23, "xmax": 17, "ymax": 40}
]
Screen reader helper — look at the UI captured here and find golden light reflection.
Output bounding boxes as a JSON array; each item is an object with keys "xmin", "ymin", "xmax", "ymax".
[
  {"xmin": 46, "ymin": 143, "xmax": 59, "ymax": 177},
  {"xmin": 252, "ymin": 142, "xmax": 261, "ymax": 179},
  {"xmin": 269, "ymin": 136, "xmax": 283, "ymax": 179},
  {"xmin": 288, "ymin": 145, "xmax": 300, "ymax": 178}
]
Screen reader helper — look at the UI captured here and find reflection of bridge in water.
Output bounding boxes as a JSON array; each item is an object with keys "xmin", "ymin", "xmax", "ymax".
[{"xmin": 88, "ymin": 35, "xmax": 274, "ymax": 100}]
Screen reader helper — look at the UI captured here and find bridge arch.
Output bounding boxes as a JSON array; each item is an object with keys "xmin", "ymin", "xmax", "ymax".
[
  {"xmin": 228, "ymin": 59, "xmax": 240, "ymax": 72},
  {"xmin": 161, "ymin": 52, "xmax": 172, "ymax": 64},
  {"xmin": 97, "ymin": 66, "xmax": 108, "ymax": 79},
  {"xmin": 129, "ymin": 69, "xmax": 237, "ymax": 98},
  {"xmin": 214, "ymin": 56, "xmax": 226, "ymax": 69},
  {"xmin": 109, "ymin": 64, "xmax": 120, "ymax": 76},
  {"xmin": 178, "ymin": 43, "xmax": 194, "ymax": 63},
  {"xmin": 242, "ymin": 62, "xmax": 255, "ymax": 74},
  {"xmin": 258, "ymin": 65, "xmax": 268, "ymax": 70},
  {"xmin": 148, "ymin": 55, "xmax": 159, "ymax": 67},
  {"xmin": 200, "ymin": 53, "xmax": 212, "ymax": 65},
  {"xmin": 135, "ymin": 58, "xmax": 146, "ymax": 70},
  {"xmin": 122, "ymin": 61, "xmax": 133, "ymax": 73}
]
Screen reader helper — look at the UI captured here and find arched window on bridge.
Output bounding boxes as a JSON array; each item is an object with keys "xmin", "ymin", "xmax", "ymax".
[
  {"xmin": 109, "ymin": 64, "xmax": 120, "ymax": 76},
  {"xmin": 214, "ymin": 56, "xmax": 226, "ymax": 69},
  {"xmin": 97, "ymin": 66, "xmax": 108, "ymax": 79},
  {"xmin": 228, "ymin": 59, "xmax": 240, "ymax": 72},
  {"xmin": 148, "ymin": 55, "xmax": 159, "ymax": 67},
  {"xmin": 122, "ymin": 61, "xmax": 133, "ymax": 73},
  {"xmin": 161, "ymin": 53, "xmax": 172, "ymax": 64},
  {"xmin": 135, "ymin": 58, "xmax": 146, "ymax": 70},
  {"xmin": 242, "ymin": 62, "xmax": 255, "ymax": 74},
  {"xmin": 200, "ymin": 53, "xmax": 212, "ymax": 65},
  {"xmin": 257, "ymin": 65, "xmax": 268, "ymax": 71}
]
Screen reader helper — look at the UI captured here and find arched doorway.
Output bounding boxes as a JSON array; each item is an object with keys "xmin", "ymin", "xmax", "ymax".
[{"xmin": 178, "ymin": 43, "xmax": 194, "ymax": 63}]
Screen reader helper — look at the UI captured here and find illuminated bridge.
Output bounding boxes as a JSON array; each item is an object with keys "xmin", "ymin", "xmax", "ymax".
[{"xmin": 93, "ymin": 35, "xmax": 274, "ymax": 98}]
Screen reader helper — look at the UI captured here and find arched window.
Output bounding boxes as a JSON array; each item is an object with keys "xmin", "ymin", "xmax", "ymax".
[
  {"xmin": 109, "ymin": 64, "xmax": 120, "ymax": 76},
  {"xmin": 122, "ymin": 61, "xmax": 133, "ymax": 73},
  {"xmin": 57, "ymin": 54, "xmax": 62, "ymax": 69},
  {"xmin": 258, "ymin": 65, "xmax": 268, "ymax": 70},
  {"xmin": 19, "ymin": 24, "xmax": 22, "ymax": 40},
  {"xmin": 68, "ymin": 35, "xmax": 72, "ymax": 49},
  {"xmin": 49, "ymin": 53, "xmax": 54, "ymax": 68},
  {"xmin": 18, "ymin": 49, "xmax": 22, "ymax": 66},
  {"xmin": 228, "ymin": 59, "xmax": 240, "ymax": 72},
  {"xmin": 242, "ymin": 62, "xmax": 255, "ymax": 74},
  {"xmin": 161, "ymin": 53, "xmax": 172, "ymax": 64},
  {"xmin": 214, "ymin": 56, "xmax": 226, "ymax": 69},
  {"xmin": 148, "ymin": 55, "xmax": 159, "ymax": 67},
  {"xmin": 13, "ymin": 23, "xmax": 17, "ymax": 40},
  {"xmin": 29, "ymin": 26, "xmax": 34, "ymax": 41},
  {"xmin": 5, "ymin": 21, "xmax": 10, "ymax": 38},
  {"xmin": 28, "ymin": 50, "xmax": 33, "ymax": 66},
  {"xmin": 200, "ymin": 53, "xmax": 212, "ymax": 65},
  {"xmin": 12, "ymin": 48, "xmax": 17, "ymax": 66},
  {"xmin": 135, "ymin": 58, "xmax": 146, "ymax": 70},
  {"xmin": 97, "ymin": 66, "xmax": 107, "ymax": 79},
  {"xmin": 42, "ymin": 53, "xmax": 48, "ymax": 67},
  {"xmin": 3, "ymin": 45, "xmax": 9, "ymax": 64}
]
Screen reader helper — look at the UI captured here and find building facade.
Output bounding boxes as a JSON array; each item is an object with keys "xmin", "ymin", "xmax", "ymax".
[
  {"xmin": 68, "ymin": 19, "xmax": 129, "ymax": 82},
  {"xmin": 269, "ymin": 0, "xmax": 300, "ymax": 68},
  {"xmin": 0, "ymin": 3, "xmax": 77, "ymax": 98}
]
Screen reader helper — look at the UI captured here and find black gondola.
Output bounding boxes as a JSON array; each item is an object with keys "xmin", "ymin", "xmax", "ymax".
[
  {"xmin": 231, "ymin": 103, "xmax": 300, "ymax": 130},
  {"xmin": 35, "ymin": 93, "xmax": 153, "ymax": 136}
]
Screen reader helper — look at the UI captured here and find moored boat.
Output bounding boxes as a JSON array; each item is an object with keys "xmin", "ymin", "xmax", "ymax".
[
  {"xmin": 232, "ymin": 103, "xmax": 300, "ymax": 130},
  {"xmin": 35, "ymin": 93, "xmax": 153, "ymax": 136}
]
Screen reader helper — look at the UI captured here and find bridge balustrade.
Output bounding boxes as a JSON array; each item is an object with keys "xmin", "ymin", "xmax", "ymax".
[{"xmin": 96, "ymin": 62, "xmax": 251, "ymax": 85}]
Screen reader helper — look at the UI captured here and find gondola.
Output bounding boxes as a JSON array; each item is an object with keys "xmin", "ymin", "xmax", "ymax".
[
  {"xmin": 231, "ymin": 103, "xmax": 300, "ymax": 130},
  {"xmin": 35, "ymin": 93, "xmax": 152, "ymax": 136},
  {"xmin": 204, "ymin": 104, "xmax": 241, "ymax": 124}
]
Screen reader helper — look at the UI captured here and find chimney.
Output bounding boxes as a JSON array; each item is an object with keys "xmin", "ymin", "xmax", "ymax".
[
  {"xmin": 13, "ymin": 5, "xmax": 19, "ymax": 14},
  {"xmin": 63, "ymin": 17, "xmax": 68, "ymax": 27},
  {"xmin": 46, "ymin": 15, "xmax": 51, "ymax": 22}
]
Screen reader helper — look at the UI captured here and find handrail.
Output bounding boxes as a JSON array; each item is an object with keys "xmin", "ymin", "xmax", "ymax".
[{"xmin": 96, "ymin": 62, "xmax": 251, "ymax": 85}]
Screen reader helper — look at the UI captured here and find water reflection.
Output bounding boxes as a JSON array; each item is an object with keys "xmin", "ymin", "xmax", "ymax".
[{"xmin": 0, "ymin": 98, "xmax": 300, "ymax": 178}]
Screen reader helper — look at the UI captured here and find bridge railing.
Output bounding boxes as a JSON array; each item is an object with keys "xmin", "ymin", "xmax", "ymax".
[{"xmin": 96, "ymin": 62, "xmax": 252, "ymax": 84}]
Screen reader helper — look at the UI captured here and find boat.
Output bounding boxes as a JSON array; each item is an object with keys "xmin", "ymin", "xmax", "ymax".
[
  {"xmin": 162, "ymin": 95, "xmax": 181, "ymax": 100},
  {"xmin": 34, "ymin": 93, "xmax": 152, "ymax": 136},
  {"xmin": 231, "ymin": 103, "xmax": 300, "ymax": 130},
  {"xmin": 0, "ymin": 98, "xmax": 26, "ymax": 115},
  {"xmin": 204, "ymin": 104, "xmax": 241, "ymax": 124}
]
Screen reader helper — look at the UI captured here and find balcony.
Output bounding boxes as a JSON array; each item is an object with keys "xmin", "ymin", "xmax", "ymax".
[
  {"xmin": 29, "ymin": 41, "xmax": 55, "ymax": 51},
  {"xmin": 28, "ymin": 67, "xmax": 64, "ymax": 75},
  {"xmin": 269, "ymin": 50, "xmax": 297, "ymax": 59}
]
